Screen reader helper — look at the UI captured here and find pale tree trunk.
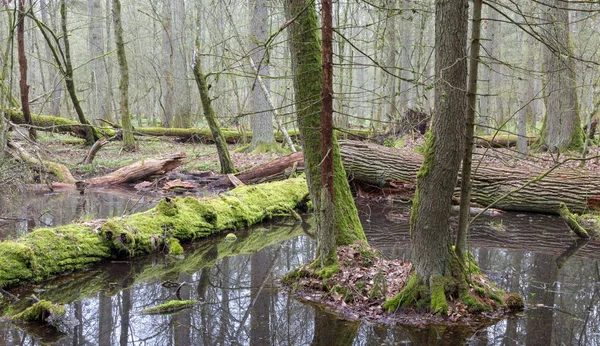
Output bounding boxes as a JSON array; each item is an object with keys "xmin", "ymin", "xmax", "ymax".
[
  {"xmin": 98, "ymin": 292, "xmax": 112, "ymax": 346},
  {"xmin": 112, "ymin": 0, "xmax": 135, "ymax": 150},
  {"xmin": 249, "ymin": 0, "xmax": 275, "ymax": 151},
  {"xmin": 410, "ymin": 0, "xmax": 467, "ymax": 286},
  {"xmin": 398, "ymin": 0, "xmax": 413, "ymax": 111},
  {"xmin": 517, "ymin": 31, "xmax": 529, "ymax": 155},
  {"xmin": 87, "ymin": 0, "xmax": 107, "ymax": 122},
  {"xmin": 479, "ymin": 6, "xmax": 497, "ymax": 134},
  {"xmin": 172, "ymin": 0, "xmax": 191, "ymax": 128},
  {"xmin": 162, "ymin": 1, "xmax": 174, "ymax": 128},
  {"xmin": 40, "ymin": 0, "xmax": 63, "ymax": 117},
  {"xmin": 540, "ymin": 0, "xmax": 583, "ymax": 151},
  {"xmin": 383, "ymin": 2, "xmax": 398, "ymax": 122},
  {"xmin": 104, "ymin": 0, "xmax": 116, "ymax": 121},
  {"xmin": 250, "ymin": 250, "xmax": 272, "ymax": 346}
]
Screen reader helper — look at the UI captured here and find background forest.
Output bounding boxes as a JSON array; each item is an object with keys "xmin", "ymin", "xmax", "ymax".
[{"xmin": 1, "ymin": 0, "xmax": 598, "ymax": 151}]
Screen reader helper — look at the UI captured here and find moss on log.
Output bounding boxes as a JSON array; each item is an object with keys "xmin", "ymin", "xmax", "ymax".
[
  {"xmin": 141, "ymin": 300, "xmax": 199, "ymax": 315},
  {"xmin": 7, "ymin": 108, "xmax": 115, "ymax": 138},
  {"xmin": 0, "ymin": 177, "xmax": 309, "ymax": 289}
]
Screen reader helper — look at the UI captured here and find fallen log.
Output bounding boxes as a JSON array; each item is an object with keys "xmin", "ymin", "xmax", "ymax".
[
  {"xmin": 0, "ymin": 177, "xmax": 309, "ymax": 289},
  {"xmin": 6, "ymin": 140, "xmax": 76, "ymax": 184},
  {"xmin": 474, "ymin": 134, "xmax": 537, "ymax": 148},
  {"xmin": 339, "ymin": 140, "xmax": 600, "ymax": 214},
  {"xmin": 86, "ymin": 152, "xmax": 187, "ymax": 187},
  {"xmin": 210, "ymin": 152, "xmax": 305, "ymax": 188}
]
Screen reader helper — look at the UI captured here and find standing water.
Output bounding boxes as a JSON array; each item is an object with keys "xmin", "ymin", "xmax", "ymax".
[{"xmin": 0, "ymin": 192, "xmax": 598, "ymax": 345}]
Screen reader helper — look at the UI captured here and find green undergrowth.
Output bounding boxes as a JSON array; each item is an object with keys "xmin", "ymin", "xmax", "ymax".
[
  {"xmin": 0, "ymin": 177, "xmax": 309, "ymax": 289},
  {"xmin": 141, "ymin": 300, "xmax": 199, "ymax": 315}
]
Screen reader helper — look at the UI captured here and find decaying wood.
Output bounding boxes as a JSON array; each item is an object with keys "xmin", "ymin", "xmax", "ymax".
[
  {"xmin": 81, "ymin": 138, "xmax": 110, "ymax": 164},
  {"xmin": 474, "ymin": 135, "xmax": 538, "ymax": 148},
  {"xmin": 339, "ymin": 140, "xmax": 600, "ymax": 214},
  {"xmin": 6, "ymin": 140, "xmax": 76, "ymax": 184},
  {"xmin": 558, "ymin": 203, "xmax": 590, "ymax": 238},
  {"xmin": 210, "ymin": 152, "xmax": 305, "ymax": 188},
  {"xmin": 86, "ymin": 152, "xmax": 186, "ymax": 187}
]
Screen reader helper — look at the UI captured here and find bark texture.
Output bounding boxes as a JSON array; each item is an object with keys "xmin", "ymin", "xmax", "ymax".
[
  {"xmin": 539, "ymin": 0, "xmax": 583, "ymax": 151},
  {"xmin": 285, "ymin": 0, "xmax": 365, "ymax": 248},
  {"xmin": 192, "ymin": 40, "xmax": 236, "ymax": 174},
  {"xmin": 409, "ymin": 0, "xmax": 468, "ymax": 284},
  {"xmin": 112, "ymin": 0, "xmax": 136, "ymax": 150},
  {"xmin": 340, "ymin": 140, "xmax": 600, "ymax": 214}
]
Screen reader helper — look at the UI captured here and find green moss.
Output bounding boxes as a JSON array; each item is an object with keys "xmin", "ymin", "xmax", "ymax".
[
  {"xmin": 168, "ymin": 238, "xmax": 184, "ymax": 255},
  {"xmin": 316, "ymin": 263, "xmax": 340, "ymax": 279},
  {"xmin": 383, "ymin": 273, "xmax": 428, "ymax": 312},
  {"xmin": 224, "ymin": 233, "xmax": 237, "ymax": 242},
  {"xmin": 250, "ymin": 141, "xmax": 287, "ymax": 154},
  {"xmin": 12, "ymin": 300, "xmax": 66, "ymax": 322},
  {"xmin": 156, "ymin": 197, "xmax": 179, "ymax": 217},
  {"xmin": 460, "ymin": 290, "xmax": 492, "ymax": 313},
  {"xmin": 410, "ymin": 132, "xmax": 435, "ymax": 231},
  {"xmin": 332, "ymin": 285, "xmax": 353, "ymax": 303},
  {"xmin": 141, "ymin": 300, "xmax": 199, "ymax": 315},
  {"xmin": 430, "ymin": 276, "xmax": 455, "ymax": 315},
  {"xmin": 505, "ymin": 292, "xmax": 525, "ymax": 311}
]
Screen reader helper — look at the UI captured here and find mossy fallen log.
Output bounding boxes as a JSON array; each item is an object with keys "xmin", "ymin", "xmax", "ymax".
[
  {"xmin": 141, "ymin": 300, "xmax": 199, "ymax": 315},
  {"xmin": 0, "ymin": 177, "xmax": 309, "ymax": 289},
  {"xmin": 7, "ymin": 108, "xmax": 115, "ymax": 138},
  {"xmin": 12, "ymin": 217, "xmax": 307, "ymax": 305}
]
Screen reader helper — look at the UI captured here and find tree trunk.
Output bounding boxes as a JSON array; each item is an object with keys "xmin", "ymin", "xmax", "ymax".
[
  {"xmin": 409, "ymin": 0, "xmax": 468, "ymax": 290},
  {"xmin": 248, "ymin": 0, "xmax": 275, "ymax": 151},
  {"xmin": 539, "ymin": 0, "xmax": 583, "ymax": 151},
  {"xmin": 87, "ymin": 0, "xmax": 107, "ymax": 122},
  {"xmin": 285, "ymin": 0, "xmax": 365, "ymax": 249},
  {"xmin": 60, "ymin": 0, "xmax": 98, "ymax": 145},
  {"xmin": 192, "ymin": 39, "xmax": 235, "ymax": 174},
  {"xmin": 456, "ymin": 0, "xmax": 482, "ymax": 262},
  {"xmin": 0, "ymin": 177, "xmax": 309, "ymax": 289},
  {"xmin": 161, "ymin": 1, "xmax": 174, "ymax": 128},
  {"xmin": 172, "ymin": 0, "xmax": 191, "ymax": 129},
  {"xmin": 112, "ymin": 0, "xmax": 135, "ymax": 150},
  {"xmin": 18, "ymin": 0, "xmax": 35, "ymax": 141},
  {"xmin": 339, "ymin": 140, "xmax": 600, "ymax": 214}
]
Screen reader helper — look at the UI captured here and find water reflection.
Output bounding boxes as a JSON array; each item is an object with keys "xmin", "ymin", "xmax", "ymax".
[
  {"xmin": 0, "ymin": 189, "xmax": 158, "ymax": 239},
  {"xmin": 0, "ymin": 197, "xmax": 598, "ymax": 345}
]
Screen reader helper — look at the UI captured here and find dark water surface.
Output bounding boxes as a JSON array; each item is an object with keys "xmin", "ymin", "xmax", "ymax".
[{"xmin": 0, "ymin": 192, "xmax": 598, "ymax": 345}]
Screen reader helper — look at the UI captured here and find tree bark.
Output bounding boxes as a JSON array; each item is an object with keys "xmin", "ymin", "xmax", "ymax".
[
  {"xmin": 18, "ymin": 0, "xmax": 35, "ymax": 141},
  {"xmin": 192, "ymin": 37, "xmax": 235, "ymax": 174},
  {"xmin": 409, "ymin": 0, "xmax": 468, "ymax": 287},
  {"xmin": 112, "ymin": 0, "xmax": 135, "ymax": 150},
  {"xmin": 285, "ymin": 0, "xmax": 365, "ymax": 248},
  {"xmin": 339, "ymin": 140, "xmax": 600, "ymax": 214},
  {"xmin": 456, "ymin": 0, "xmax": 482, "ymax": 262},
  {"xmin": 539, "ymin": 0, "xmax": 583, "ymax": 151},
  {"xmin": 60, "ymin": 0, "xmax": 98, "ymax": 145}
]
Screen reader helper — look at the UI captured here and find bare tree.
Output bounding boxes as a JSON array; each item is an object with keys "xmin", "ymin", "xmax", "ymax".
[{"xmin": 113, "ymin": 0, "xmax": 135, "ymax": 150}]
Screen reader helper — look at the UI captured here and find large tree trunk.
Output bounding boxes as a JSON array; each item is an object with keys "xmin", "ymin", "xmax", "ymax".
[
  {"xmin": 248, "ymin": 0, "xmax": 275, "ymax": 151},
  {"xmin": 339, "ymin": 140, "xmax": 600, "ymax": 214},
  {"xmin": 285, "ymin": 0, "xmax": 365, "ymax": 249},
  {"xmin": 539, "ymin": 0, "xmax": 583, "ymax": 151},
  {"xmin": 409, "ymin": 0, "xmax": 468, "ymax": 291}
]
